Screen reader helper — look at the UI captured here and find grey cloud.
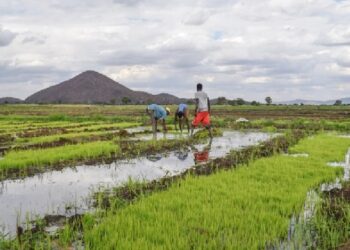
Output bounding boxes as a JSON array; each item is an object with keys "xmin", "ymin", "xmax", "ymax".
[
  {"xmin": 0, "ymin": 26, "xmax": 17, "ymax": 47},
  {"xmin": 0, "ymin": 62, "xmax": 70, "ymax": 85},
  {"xmin": 183, "ymin": 10, "xmax": 211, "ymax": 26},
  {"xmin": 22, "ymin": 35, "xmax": 46, "ymax": 45},
  {"xmin": 317, "ymin": 26, "xmax": 350, "ymax": 47},
  {"xmin": 319, "ymin": 41, "xmax": 350, "ymax": 47},
  {"xmin": 99, "ymin": 50, "xmax": 158, "ymax": 66},
  {"xmin": 113, "ymin": 0, "xmax": 143, "ymax": 6}
]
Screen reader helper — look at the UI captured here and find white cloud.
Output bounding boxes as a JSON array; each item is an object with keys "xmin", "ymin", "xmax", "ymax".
[
  {"xmin": 0, "ymin": 0, "xmax": 350, "ymax": 101},
  {"xmin": 244, "ymin": 76, "xmax": 271, "ymax": 84}
]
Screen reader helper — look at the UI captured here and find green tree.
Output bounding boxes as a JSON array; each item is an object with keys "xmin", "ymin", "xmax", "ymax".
[
  {"xmin": 122, "ymin": 97, "xmax": 131, "ymax": 105},
  {"xmin": 217, "ymin": 97, "xmax": 227, "ymax": 105},
  {"xmin": 236, "ymin": 98, "xmax": 245, "ymax": 105},
  {"xmin": 186, "ymin": 99, "xmax": 195, "ymax": 105},
  {"xmin": 265, "ymin": 96, "xmax": 272, "ymax": 105},
  {"xmin": 334, "ymin": 100, "xmax": 342, "ymax": 106}
]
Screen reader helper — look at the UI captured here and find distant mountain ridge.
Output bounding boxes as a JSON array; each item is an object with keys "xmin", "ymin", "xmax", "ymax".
[
  {"xmin": 2, "ymin": 71, "xmax": 350, "ymax": 105},
  {"xmin": 278, "ymin": 98, "xmax": 350, "ymax": 105},
  {"xmin": 0, "ymin": 97, "xmax": 23, "ymax": 104},
  {"xmin": 25, "ymin": 71, "xmax": 185, "ymax": 105}
]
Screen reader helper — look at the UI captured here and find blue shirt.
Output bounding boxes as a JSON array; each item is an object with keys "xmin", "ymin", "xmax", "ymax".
[
  {"xmin": 148, "ymin": 104, "xmax": 167, "ymax": 120},
  {"xmin": 178, "ymin": 103, "xmax": 187, "ymax": 113}
]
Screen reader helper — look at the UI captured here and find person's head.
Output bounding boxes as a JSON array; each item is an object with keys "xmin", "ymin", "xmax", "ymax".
[
  {"xmin": 197, "ymin": 83, "xmax": 203, "ymax": 91},
  {"xmin": 165, "ymin": 107, "xmax": 171, "ymax": 115}
]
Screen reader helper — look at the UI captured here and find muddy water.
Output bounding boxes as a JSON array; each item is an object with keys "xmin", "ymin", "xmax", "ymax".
[{"xmin": 0, "ymin": 131, "xmax": 274, "ymax": 236}]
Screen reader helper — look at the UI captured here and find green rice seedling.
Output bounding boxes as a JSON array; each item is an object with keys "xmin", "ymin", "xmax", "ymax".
[
  {"xmin": 262, "ymin": 125, "xmax": 277, "ymax": 133},
  {"xmin": 0, "ymin": 141, "xmax": 119, "ymax": 172},
  {"xmin": 80, "ymin": 134, "xmax": 348, "ymax": 250},
  {"xmin": 192, "ymin": 128, "xmax": 223, "ymax": 139},
  {"xmin": 15, "ymin": 123, "xmax": 138, "ymax": 145},
  {"xmin": 66, "ymin": 122, "xmax": 140, "ymax": 132}
]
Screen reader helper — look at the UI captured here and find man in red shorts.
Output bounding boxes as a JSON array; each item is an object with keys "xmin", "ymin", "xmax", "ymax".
[{"xmin": 190, "ymin": 83, "xmax": 213, "ymax": 138}]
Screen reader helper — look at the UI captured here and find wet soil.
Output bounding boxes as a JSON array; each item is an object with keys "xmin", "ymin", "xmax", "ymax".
[
  {"xmin": 325, "ymin": 186, "xmax": 350, "ymax": 203},
  {"xmin": 323, "ymin": 185, "xmax": 350, "ymax": 220},
  {"xmin": 18, "ymin": 128, "xmax": 68, "ymax": 138},
  {"xmin": 338, "ymin": 241, "xmax": 350, "ymax": 250}
]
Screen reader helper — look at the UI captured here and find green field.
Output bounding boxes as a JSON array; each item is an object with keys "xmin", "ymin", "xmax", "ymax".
[{"xmin": 0, "ymin": 104, "xmax": 350, "ymax": 249}]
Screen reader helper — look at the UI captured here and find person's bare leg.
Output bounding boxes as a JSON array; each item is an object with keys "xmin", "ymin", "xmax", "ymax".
[
  {"xmin": 206, "ymin": 125, "xmax": 213, "ymax": 138},
  {"xmin": 162, "ymin": 119, "xmax": 167, "ymax": 137},
  {"xmin": 179, "ymin": 119, "xmax": 183, "ymax": 133},
  {"xmin": 190, "ymin": 124, "xmax": 195, "ymax": 136},
  {"xmin": 186, "ymin": 119, "xmax": 190, "ymax": 134},
  {"xmin": 152, "ymin": 116, "xmax": 157, "ymax": 140}
]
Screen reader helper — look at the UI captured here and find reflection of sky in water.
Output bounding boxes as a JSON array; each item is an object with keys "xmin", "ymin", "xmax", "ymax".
[
  {"xmin": 323, "ymin": 148, "xmax": 350, "ymax": 191},
  {"xmin": 0, "ymin": 131, "xmax": 275, "ymax": 236},
  {"xmin": 125, "ymin": 126, "xmax": 150, "ymax": 133}
]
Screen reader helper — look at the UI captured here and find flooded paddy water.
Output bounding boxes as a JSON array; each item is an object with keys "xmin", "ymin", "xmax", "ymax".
[
  {"xmin": 0, "ymin": 131, "xmax": 274, "ymax": 236},
  {"xmin": 275, "ymin": 147, "xmax": 350, "ymax": 249}
]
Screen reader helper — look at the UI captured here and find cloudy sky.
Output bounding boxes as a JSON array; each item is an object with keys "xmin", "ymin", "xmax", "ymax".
[{"xmin": 1, "ymin": 0, "xmax": 350, "ymax": 101}]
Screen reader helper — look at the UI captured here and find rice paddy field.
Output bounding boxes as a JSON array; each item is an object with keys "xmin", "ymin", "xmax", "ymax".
[{"xmin": 1, "ymin": 104, "xmax": 350, "ymax": 249}]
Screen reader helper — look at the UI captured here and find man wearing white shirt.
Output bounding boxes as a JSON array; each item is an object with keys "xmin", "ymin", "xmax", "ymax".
[{"xmin": 190, "ymin": 83, "xmax": 213, "ymax": 138}]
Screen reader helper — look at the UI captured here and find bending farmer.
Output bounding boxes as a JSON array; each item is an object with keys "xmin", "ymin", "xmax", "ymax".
[
  {"xmin": 191, "ymin": 83, "xmax": 213, "ymax": 138},
  {"xmin": 174, "ymin": 103, "xmax": 190, "ymax": 133},
  {"xmin": 146, "ymin": 104, "xmax": 170, "ymax": 139}
]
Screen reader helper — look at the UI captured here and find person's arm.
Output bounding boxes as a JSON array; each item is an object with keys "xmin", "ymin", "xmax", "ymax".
[
  {"xmin": 207, "ymin": 97, "xmax": 211, "ymax": 114},
  {"xmin": 162, "ymin": 119, "xmax": 167, "ymax": 132},
  {"xmin": 185, "ymin": 108, "xmax": 190, "ymax": 133},
  {"xmin": 147, "ymin": 108, "xmax": 153, "ymax": 126},
  {"xmin": 147, "ymin": 108, "xmax": 157, "ymax": 135},
  {"xmin": 174, "ymin": 108, "xmax": 178, "ymax": 130}
]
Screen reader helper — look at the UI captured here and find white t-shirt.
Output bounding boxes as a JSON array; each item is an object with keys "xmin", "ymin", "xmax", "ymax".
[{"xmin": 195, "ymin": 91, "xmax": 209, "ymax": 112}]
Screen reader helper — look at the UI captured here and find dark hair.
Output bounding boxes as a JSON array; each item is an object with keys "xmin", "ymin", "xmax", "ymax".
[{"xmin": 197, "ymin": 83, "xmax": 203, "ymax": 91}]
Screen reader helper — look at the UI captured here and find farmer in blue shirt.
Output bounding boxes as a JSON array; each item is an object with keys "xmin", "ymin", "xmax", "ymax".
[
  {"xmin": 174, "ymin": 103, "xmax": 190, "ymax": 133},
  {"xmin": 146, "ymin": 104, "xmax": 170, "ymax": 138}
]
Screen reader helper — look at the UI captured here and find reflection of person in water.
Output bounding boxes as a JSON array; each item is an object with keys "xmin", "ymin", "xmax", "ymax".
[
  {"xmin": 193, "ymin": 138, "xmax": 212, "ymax": 164},
  {"xmin": 175, "ymin": 149, "xmax": 189, "ymax": 161},
  {"xmin": 146, "ymin": 154, "xmax": 163, "ymax": 162}
]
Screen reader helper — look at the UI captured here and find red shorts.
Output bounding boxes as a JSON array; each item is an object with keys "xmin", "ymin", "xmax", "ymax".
[
  {"xmin": 192, "ymin": 111, "xmax": 210, "ymax": 127},
  {"xmin": 194, "ymin": 151, "xmax": 209, "ymax": 163}
]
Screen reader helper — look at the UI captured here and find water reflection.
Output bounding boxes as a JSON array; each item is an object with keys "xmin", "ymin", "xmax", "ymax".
[
  {"xmin": 146, "ymin": 154, "xmax": 163, "ymax": 162},
  {"xmin": 192, "ymin": 138, "xmax": 212, "ymax": 164},
  {"xmin": 174, "ymin": 149, "xmax": 190, "ymax": 161}
]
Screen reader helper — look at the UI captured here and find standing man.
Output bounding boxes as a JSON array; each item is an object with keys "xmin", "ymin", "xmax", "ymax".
[
  {"xmin": 146, "ymin": 104, "xmax": 170, "ymax": 139},
  {"xmin": 174, "ymin": 103, "xmax": 190, "ymax": 133},
  {"xmin": 191, "ymin": 83, "xmax": 213, "ymax": 138}
]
